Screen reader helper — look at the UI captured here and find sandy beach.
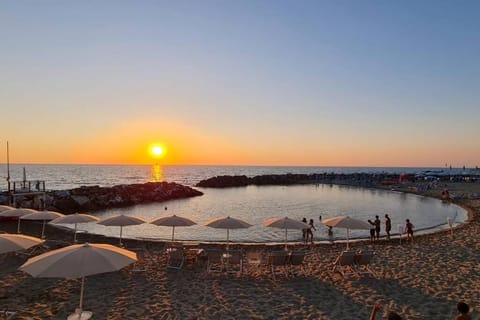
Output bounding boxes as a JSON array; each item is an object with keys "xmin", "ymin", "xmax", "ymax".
[{"xmin": 1, "ymin": 182, "xmax": 479, "ymax": 320}]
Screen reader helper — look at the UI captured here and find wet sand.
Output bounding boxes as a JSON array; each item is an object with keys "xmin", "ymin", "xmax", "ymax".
[{"xmin": 1, "ymin": 182, "xmax": 479, "ymax": 319}]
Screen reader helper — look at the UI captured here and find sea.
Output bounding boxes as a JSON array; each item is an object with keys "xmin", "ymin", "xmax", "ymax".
[{"xmin": 1, "ymin": 164, "xmax": 472, "ymax": 243}]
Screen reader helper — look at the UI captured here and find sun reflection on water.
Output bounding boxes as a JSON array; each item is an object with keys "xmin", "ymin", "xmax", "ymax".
[{"xmin": 151, "ymin": 164, "xmax": 163, "ymax": 182}]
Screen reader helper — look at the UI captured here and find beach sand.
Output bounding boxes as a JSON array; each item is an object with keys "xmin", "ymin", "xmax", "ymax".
[{"xmin": 1, "ymin": 182, "xmax": 479, "ymax": 319}]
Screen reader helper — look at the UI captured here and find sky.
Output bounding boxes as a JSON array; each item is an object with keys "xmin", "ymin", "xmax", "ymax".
[{"xmin": 1, "ymin": 0, "xmax": 479, "ymax": 167}]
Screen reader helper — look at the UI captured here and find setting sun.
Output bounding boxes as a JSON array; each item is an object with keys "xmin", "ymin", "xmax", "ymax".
[{"xmin": 150, "ymin": 145, "xmax": 165, "ymax": 158}]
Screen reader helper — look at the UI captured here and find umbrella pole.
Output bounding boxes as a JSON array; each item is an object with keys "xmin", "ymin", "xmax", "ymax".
[
  {"xmin": 79, "ymin": 276, "xmax": 85, "ymax": 315},
  {"xmin": 41, "ymin": 220, "xmax": 46, "ymax": 239},
  {"xmin": 171, "ymin": 226, "xmax": 175, "ymax": 242},
  {"xmin": 17, "ymin": 218, "xmax": 21, "ymax": 233},
  {"xmin": 119, "ymin": 226, "xmax": 123, "ymax": 246},
  {"xmin": 284, "ymin": 228, "xmax": 288, "ymax": 250},
  {"xmin": 74, "ymin": 222, "xmax": 78, "ymax": 243},
  {"xmin": 346, "ymin": 228, "xmax": 350, "ymax": 250},
  {"xmin": 227, "ymin": 229, "xmax": 229, "ymax": 251}
]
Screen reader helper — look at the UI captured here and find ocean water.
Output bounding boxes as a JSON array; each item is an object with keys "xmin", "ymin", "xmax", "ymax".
[
  {"xmin": 1, "ymin": 164, "xmax": 475, "ymax": 190},
  {"xmin": 1, "ymin": 164, "xmax": 468, "ymax": 243}
]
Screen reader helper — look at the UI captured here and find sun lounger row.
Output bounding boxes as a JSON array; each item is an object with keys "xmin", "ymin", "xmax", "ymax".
[{"xmin": 332, "ymin": 249, "xmax": 376, "ymax": 277}]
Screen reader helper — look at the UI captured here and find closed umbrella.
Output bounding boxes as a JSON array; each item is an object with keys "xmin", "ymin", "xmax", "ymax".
[
  {"xmin": 0, "ymin": 205, "xmax": 15, "ymax": 212},
  {"xmin": 50, "ymin": 213, "xmax": 100, "ymax": 243},
  {"xmin": 21, "ymin": 210, "xmax": 65, "ymax": 239},
  {"xmin": 263, "ymin": 217, "xmax": 309, "ymax": 248},
  {"xmin": 150, "ymin": 214, "xmax": 196, "ymax": 241},
  {"xmin": 0, "ymin": 208, "xmax": 38, "ymax": 233},
  {"xmin": 97, "ymin": 214, "xmax": 146, "ymax": 246},
  {"xmin": 0, "ymin": 234, "xmax": 43, "ymax": 254},
  {"xmin": 19, "ymin": 243, "xmax": 137, "ymax": 320},
  {"xmin": 322, "ymin": 215, "xmax": 372, "ymax": 249},
  {"xmin": 205, "ymin": 216, "xmax": 251, "ymax": 249}
]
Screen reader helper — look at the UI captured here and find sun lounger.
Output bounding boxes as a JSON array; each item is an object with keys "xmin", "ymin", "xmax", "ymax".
[
  {"xmin": 288, "ymin": 251, "xmax": 307, "ymax": 276},
  {"xmin": 166, "ymin": 246, "xmax": 185, "ymax": 270},
  {"xmin": 332, "ymin": 250, "xmax": 357, "ymax": 276},
  {"xmin": 206, "ymin": 249, "xmax": 223, "ymax": 273},
  {"xmin": 245, "ymin": 250, "xmax": 264, "ymax": 269},
  {"xmin": 268, "ymin": 250, "xmax": 288, "ymax": 280},
  {"xmin": 0, "ymin": 310, "xmax": 17, "ymax": 320},
  {"xmin": 354, "ymin": 250, "xmax": 376, "ymax": 277},
  {"xmin": 225, "ymin": 250, "xmax": 243, "ymax": 274}
]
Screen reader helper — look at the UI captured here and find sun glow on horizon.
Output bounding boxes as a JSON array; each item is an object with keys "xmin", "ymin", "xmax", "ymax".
[{"xmin": 150, "ymin": 145, "xmax": 165, "ymax": 158}]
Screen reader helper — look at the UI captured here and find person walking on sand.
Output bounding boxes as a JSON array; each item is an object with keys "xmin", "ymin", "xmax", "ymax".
[
  {"xmin": 385, "ymin": 214, "xmax": 392, "ymax": 240},
  {"xmin": 306, "ymin": 219, "xmax": 316, "ymax": 244},
  {"xmin": 374, "ymin": 215, "xmax": 381, "ymax": 240},
  {"xmin": 405, "ymin": 219, "xmax": 414, "ymax": 243}
]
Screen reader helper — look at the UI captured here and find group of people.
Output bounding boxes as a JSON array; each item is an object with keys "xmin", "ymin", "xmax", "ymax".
[
  {"xmin": 301, "ymin": 218, "xmax": 316, "ymax": 244},
  {"xmin": 368, "ymin": 214, "xmax": 414, "ymax": 243}
]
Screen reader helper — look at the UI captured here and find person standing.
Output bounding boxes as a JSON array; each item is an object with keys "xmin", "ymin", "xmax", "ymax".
[
  {"xmin": 405, "ymin": 219, "xmax": 414, "ymax": 243},
  {"xmin": 385, "ymin": 214, "xmax": 392, "ymax": 240},
  {"xmin": 306, "ymin": 219, "xmax": 316, "ymax": 244},
  {"xmin": 368, "ymin": 220, "xmax": 375, "ymax": 243},
  {"xmin": 374, "ymin": 215, "xmax": 381, "ymax": 240},
  {"xmin": 302, "ymin": 217, "xmax": 308, "ymax": 242}
]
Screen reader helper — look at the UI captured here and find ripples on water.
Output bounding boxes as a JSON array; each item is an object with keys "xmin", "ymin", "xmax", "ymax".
[{"xmin": 1, "ymin": 164, "xmax": 467, "ymax": 242}]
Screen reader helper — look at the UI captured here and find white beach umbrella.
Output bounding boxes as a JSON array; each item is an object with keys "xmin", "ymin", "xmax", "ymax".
[
  {"xmin": 21, "ymin": 210, "xmax": 65, "ymax": 239},
  {"xmin": 0, "ymin": 234, "xmax": 43, "ymax": 254},
  {"xmin": 50, "ymin": 213, "xmax": 100, "ymax": 243},
  {"xmin": 0, "ymin": 208, "xmax": 39, "ymax": 233},
  {"xmin": 322, "ymin": 215, "xmax": 372, "ymax": 249},
  {"xmin": 263, "ymin": 217, "xmax": 309, "ymax": 248},
  {"xmin": 97, "ymin": 214, "xmax": 146, "ymax": 246},
  {"xmin": 150, "ymin": 214, "xmax": 196, "ymax": 241},
  {"xmin": 19, "ymin": 243, "xmax": 137, "ymax": 320},
  {"xmin": 205, "ymin": 216, "xmax": 252, "ymax": 249},
  {"xmin": 0, "ymin": 205, "xmax": 15, "ymax": 212}
]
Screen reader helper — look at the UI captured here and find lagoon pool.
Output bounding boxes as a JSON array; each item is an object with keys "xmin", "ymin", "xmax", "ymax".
[{"xmin": 71, "ymin": 184, "xmax": 467, "ymax": 243}]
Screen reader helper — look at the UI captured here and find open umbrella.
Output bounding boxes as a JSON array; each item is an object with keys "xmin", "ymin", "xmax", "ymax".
[
  {"xmin": 0, "ymin": 208, "xmax": 39, "ymax": 233},
  {"xmin": 19, "ymin": 243, "xmax": 137, "ymax": 320},
  {"xmin": 205, "ymin": 216, "xmax": 251, "ymax": 249},
  {"xmin": 50, "ymin": 213, "xmax": 100, "ymax": 243},
  {"xmin": 0, "ymin": 234, "xmax": 43, "ymax": 254},
  {"xmin": 264, "ymin": 217, "xmax": 309, "ymax": 248},
  {"xmin": 0, "ymin": 205, "xmax": 15, "ymax": 212},
  {"xmin": 21, "ymin": 210, "xmax": 65, "ymax": 239},
  {"xmin": 150, "ymin": 214, "xmax": 196, "ymax": 241},
  {"xmin": 97, "ymin": 214, "xmax": 146, "ymax": 246},
  {"xmin": 322, "ymin": 215, "xmax": 371, "ymax": 249}
]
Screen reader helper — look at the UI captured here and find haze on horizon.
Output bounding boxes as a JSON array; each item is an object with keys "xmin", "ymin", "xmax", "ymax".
[{"xmin": 1, "ymin": 1, "xmax": 479, "ymax": 168}]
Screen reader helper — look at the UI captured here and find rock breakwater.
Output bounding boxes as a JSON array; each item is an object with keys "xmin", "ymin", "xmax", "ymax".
[{"xmin": 1, "ymin": 182, "xmax": 203, "ymax": 214}]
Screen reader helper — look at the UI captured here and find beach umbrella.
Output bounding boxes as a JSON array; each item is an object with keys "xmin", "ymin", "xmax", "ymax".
[
  {"xmin": 19, "ymin": 243, "xmax": 137, "ymax": 320},
  {"xmin": 0, "ymin": 205, "xmax": 15, "ymax": 212},
  {"xmin": 0, "ymin": 234, "xmax": 43, "ymax": 254},
  {"xmin": 21, "ymin": 210, "xmax": 65, "ymax": 239},
  {"xmin": 50, "ymin": 213, "xmax": 100, "ymax": 243},
  {"xmin": 150, "ymin": 214, "xmax": 196, "ymax": 241},
  {"xmin": 97, "ymin": 214, "xmax": 146, "ymax": 246},
  {"xmin": 263, "ymin": 217, "xmax": 309, "ymax": 248},
  {"xmin": 0, "ymin": 208, "xmax": 38, "ymax": 233},
  {"xmin": 322, "ymin": 215, "xmax": 371, "ymax": 249},
  {"xmin": 205, "ymin": 216, "xmax": 252, "ymax": 250}
]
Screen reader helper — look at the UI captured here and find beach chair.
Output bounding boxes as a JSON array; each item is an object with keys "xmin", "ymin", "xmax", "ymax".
[
  {"xmin": 332, "ymin": 250, "xmax": 357, "ymax": 277},
  {"xmin": 131, "ymin": 249, "xmax": 149, "ymax": 272},
  {"xmin": 166, "ymin": 246, "xmax": 185, "ymax": 270},
  {"xmin": 268, "ymin": 250, "xmax": 288, "ymax": 280},
  {"xmin": 288, "ymin": 251, "xmax": 307, "ymax": 276},
  {"xmin": 245, "ymin": 249, "xmax": 264, "ymax": 270},
  {"xmin": 206, "ymin": 249, "xmax": 223, "ymax": 273},
  {"xmin": 225, "ymin": 250, "xmax": 243, "ymax": 274},
  {"xmin": 0, "ymin": 310, "xmax": 17, "ymax": 320},
  {"xmin": 354, "ymin": 250, "xmax": 376, "ymax": 277}
]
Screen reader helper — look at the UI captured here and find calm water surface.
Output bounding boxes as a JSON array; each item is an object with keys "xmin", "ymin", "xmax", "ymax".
[{"xmin": 2, "ymin": 164, "xmax": 468, "ymax": 242}]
